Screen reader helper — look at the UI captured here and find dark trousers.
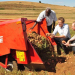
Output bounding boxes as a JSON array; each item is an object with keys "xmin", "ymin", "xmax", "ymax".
[
  {"xmin": 71, "ymin": 40, "xmax": 75, "ymax": 51},
  {"xmin": 54, "ymin": 37, "xmax": 70, "ymax": 54},
  {"xmin": 47, "ymin": 24, "xmax": 52, "ymax": 33}
]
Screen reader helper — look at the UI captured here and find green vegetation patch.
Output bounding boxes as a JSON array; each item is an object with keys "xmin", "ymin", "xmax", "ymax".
[{"xmin": 0, "ymin": 8, "xmax": 5, "ymax": 10}]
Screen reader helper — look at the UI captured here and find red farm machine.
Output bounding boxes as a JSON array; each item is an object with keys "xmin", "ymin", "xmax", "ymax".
[{"xmin": 0, "ymin": 18, "xmax": 57, "ymax": 71}]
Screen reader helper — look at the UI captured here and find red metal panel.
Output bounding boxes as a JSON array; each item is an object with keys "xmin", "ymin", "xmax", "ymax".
[
  {"xmin": 0, "ymin": 55, "xmax": 8, "ymax": 68},
  {"xmin": 11, "ymin": 40, "xmax": 43, "ymax": 64},
  {"xmin": 0, "ymin": 19, "xmax": 13, "ymax": 22},
  {"xmin": 0, "ymin": 43, "xmax": 10, "ymax": 56},
  {"xmin": 25, "ymin": 18, "xmax": 56, "ymax": 64},
  {"xmin": 0, "ymin": 21, "xmax": 5, "ymax": 22},
  {"xmin": 37, "ymin": 18, "xmax": 57, "ymax": 45},
  {"xmin": 26, "ymin": 18, "xmax": 57, "ymax": 46},
  {"xmin": 27, "ymin": 40, "xmax": 43, "ymax": 64},
  {"xmin": 5, "ymin": 55, "xmax": 8, "ymax": 68},
  {"xmin": 0, "ymin": 19, "xmax": 13, "ymax": 20},
  {"xmin": 0, "ymin": 18, "xmax": 28, "ymax": 56},
  {"xmin": 0, "ymin": 62, "xmax": 7, "ymax": 68},
  {"xmin": 26, "ymin": 20, "xmax": 38, "ymax": 34}
]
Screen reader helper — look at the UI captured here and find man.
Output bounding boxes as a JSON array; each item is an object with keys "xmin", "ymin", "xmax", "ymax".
[
  {"xmin": 46, "ymin": 17, "xmax": 71, "ymax": 54},
  {"xmin": 30, "ymin": 7, "xmax": 57, "ymax": 33},
  {"xmin": 65, "ymin": 21, "xmax": 75, "ymax": 54}
]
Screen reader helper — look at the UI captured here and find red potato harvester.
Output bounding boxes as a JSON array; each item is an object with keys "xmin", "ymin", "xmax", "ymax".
[{"xmin": 0, "ymin": 18, "xmax": 57, "ymax": 71}]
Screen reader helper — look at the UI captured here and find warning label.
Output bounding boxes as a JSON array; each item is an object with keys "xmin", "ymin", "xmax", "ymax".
[{"xmin": 16, "ymin": 51, "xmax": 25, "ymax": 61}]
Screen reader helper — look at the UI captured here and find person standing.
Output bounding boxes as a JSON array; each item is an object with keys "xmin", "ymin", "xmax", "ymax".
[{"xmin": 30, "ymin": 7, "xmax": 57, "ymax": 33}]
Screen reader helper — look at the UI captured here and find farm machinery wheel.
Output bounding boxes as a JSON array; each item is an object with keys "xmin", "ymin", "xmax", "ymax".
[
  {"xmin": 6, "ymin": 54, "xmax": 18, "ymax": 71},
  {"xmin": 6, "ymin": 60, "xmax": 18, "ymax": 71}
]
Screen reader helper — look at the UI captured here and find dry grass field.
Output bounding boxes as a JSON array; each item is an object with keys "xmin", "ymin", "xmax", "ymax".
[
  {"xmin": 0, "ymin": 1, "xmax": 75, "ymax": 75},
  {"xmin": 0, "ymin": 1, "xmax": 75, "ymax": 24}
]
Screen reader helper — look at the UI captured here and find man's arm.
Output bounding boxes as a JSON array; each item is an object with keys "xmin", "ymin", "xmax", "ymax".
[
  {"xmin": 48, "ymin": 34, "xmax": 66, "ymax": 38},
  {"xmin": 68, "ymin": 35, "xmax": 75, "ymax": 42},
  {"xmin": 64, "ymin": 35, "xmax": 75, "ymax": 46},
  {"xmin": 54, "ymin": 35, "xmax": 66, "ymax": 38},
  {"xmin": 30, "ymin": 21, "xmax": 38, "ymax": 29},
  {"xmin": 29, "ymin": 11, "xmax": 45, "ymax": 30}
]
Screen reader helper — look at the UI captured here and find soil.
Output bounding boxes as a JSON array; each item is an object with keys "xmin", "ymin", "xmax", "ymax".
[{"xmin": 48, "ymin": 54, "xmax": 75, "ymax": 75}]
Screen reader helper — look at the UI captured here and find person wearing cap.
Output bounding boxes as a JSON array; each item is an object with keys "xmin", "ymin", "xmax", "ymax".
[
  {"xmin": 64, "ymin": 21, "xmax": 75, "ymax": 54},
  {"xmin": 30, "ymin": 7, "xmax": 57, "ymax": 33}
]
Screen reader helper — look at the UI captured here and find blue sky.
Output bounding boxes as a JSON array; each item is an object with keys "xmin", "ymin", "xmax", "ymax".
[{"xmin": 0, "ymin": 0, "xmax": 75, "ymax": 7}]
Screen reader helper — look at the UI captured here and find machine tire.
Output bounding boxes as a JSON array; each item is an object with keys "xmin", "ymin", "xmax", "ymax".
[{"xmin": 6, "ymin": 61, "xmax": 18, "ymax": 71}]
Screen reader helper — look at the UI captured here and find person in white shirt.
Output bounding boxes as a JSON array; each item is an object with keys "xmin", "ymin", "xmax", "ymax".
[
  {"xmin": 46, "ymin": 17, "xmax": 71, "ymax": 54},
  {"xmin": 30, "ymin": 7, "xmax": 57, "ymax": 33},
  {"xmin": 64, "ymin": 21, "xmax": 75, "ymax": 54}
]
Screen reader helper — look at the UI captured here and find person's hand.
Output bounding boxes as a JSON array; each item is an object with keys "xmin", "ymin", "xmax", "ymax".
[
  {"xmin": 46, "ymin": 33, "xmax": 51, "ymax": 36},
  {"xmin": 64, "ymin": 43, "xmax": 70, "ymax": 47},
  {"xmin": 64, "ymin": 41, "xmax": 70, "ymax": 47},
  {"xmin": 46, "ymin": 33, "xmax": 55, "ymax": 38},
  {"xmin": 48, "ymin": 33, "xmax": 55, "ymax": 38},
  {"xmin": 50, "ymin": 34, "xmax": 55, "ymax": 38}
]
